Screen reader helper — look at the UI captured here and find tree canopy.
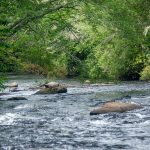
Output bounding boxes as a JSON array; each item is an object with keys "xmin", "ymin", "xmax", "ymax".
[{"xmin": 0, "ymin": 0, "xmax": 150, "ymax": 81}]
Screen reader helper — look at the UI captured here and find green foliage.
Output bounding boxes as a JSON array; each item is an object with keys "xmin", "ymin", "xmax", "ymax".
[
  {"xmin": 0, "ymin": 0, "xmax": 150, "ymax": 80},
  {"xmin": 140, "ymin": 65, "xmax": 150, "ymax": 81},
  {"xmin": 140, "ymin": 57, "xmax": 150, "ymax": 80},
  {"xmin": 78, "ymin": 0, "xmax": 149, "ymax": 80},
  {"xmin": 0, "ymin": 75, "xmax": 6, "ymax": 91},
  {"xmin": 0, "ymin": 78, "xmax": 3, "ymax": 90}
]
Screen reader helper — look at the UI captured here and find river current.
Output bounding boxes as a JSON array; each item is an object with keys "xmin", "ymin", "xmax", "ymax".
[{"xmin": 0, "ymin": 75, "xmax": 150, "ymax": 150}]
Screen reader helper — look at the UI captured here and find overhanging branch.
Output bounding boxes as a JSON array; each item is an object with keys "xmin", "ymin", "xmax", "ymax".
[
  {"xmin": 10, "ymin": 5, "xmax": 74, "ymax": 30},
  {"xmin": 6, "ymin": 3, "xmax": 75, "ymax": 40}
]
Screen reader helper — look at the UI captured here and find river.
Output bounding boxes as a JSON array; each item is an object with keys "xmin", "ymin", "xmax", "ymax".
[{"xmin": 0, "ymin": 75, "xmax": 150, "ymax": 150}]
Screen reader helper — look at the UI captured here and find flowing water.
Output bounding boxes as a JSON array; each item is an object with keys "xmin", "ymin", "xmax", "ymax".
[{"xmin": 0, "ymin": 75, "xmax": 150, "ymax": 150}]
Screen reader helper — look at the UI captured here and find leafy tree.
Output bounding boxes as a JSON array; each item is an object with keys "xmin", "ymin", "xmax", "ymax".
[
  {"xmin": 0, "ymin": 0, "xmax": 149, "ymax": 80},
  {"xmin": 0, "ymin": 0, "xmax": 77, "ymax": 73},
  {"xmin": 76, "ymin": 0, "xmax": 150, "ymax": 80}
]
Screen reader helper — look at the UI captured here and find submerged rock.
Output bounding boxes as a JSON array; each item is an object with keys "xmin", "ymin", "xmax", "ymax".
[
  {"xmin": 7, "ymin": 97, "xmax": 27, "ymax": 101},
  {"xmin": 90, "ymin": 102, "xmax": 143, "ymax": 115},
  {"xmin": 36, "ymin": 82, "xmax": 67, "ymax": 94},
  {"xmin": 9, "ymin": 87, "xmax": 22, "ymax": 92},
  {"xmin": 0, "ymin": 93, "xmax": 9, "ymax": 96}
]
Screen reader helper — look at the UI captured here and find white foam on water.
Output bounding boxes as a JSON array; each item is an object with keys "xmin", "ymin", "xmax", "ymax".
[
  {"xmin": 51, "ymin": 117, "xmax": 60, "ymax": 122},
  {"xmin": 90, "ymin": 120, "xmax": 110, "ymax": 126},
  {"xmin": 130, "ymin": 101, "xmax": 140, "ymax": 104},
  {"xmin": 1, "ymin": 90, "xmax": 36, "ymax": 99},
  {"xmin": 132, "ymin": 95, "xmax": 150, "ymax": 100},
  {"xmin": 0, "ymin": 113, "xmax": 20, "ymax": 125},
  {"xmin": 0, "ymin": 112, "xmax": 41, "ymax": 125},
  {"xmin": 142, "ymin": 120, "xmax": 150, "ymax": 125},
  {"xmin": 135, "ymin": 113, "xmax": 146, "ymax": 119},
  {"xmin": 14, "ymin": 104, "xmax": 32, "ymax": 110},
  {"xmin": 66, "ymin": 117, "xmax": 74, "ymax": 122}
]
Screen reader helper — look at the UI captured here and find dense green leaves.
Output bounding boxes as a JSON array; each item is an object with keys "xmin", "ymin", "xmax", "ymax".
[{"xmin": 0, "ymin": 0, "xmax": 150, "ymax": 80}]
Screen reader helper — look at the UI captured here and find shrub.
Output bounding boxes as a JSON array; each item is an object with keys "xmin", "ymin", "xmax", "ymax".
[
  {"xmin": 22, "ymin": 63, "xmax": 48, "ymax": 76},
  {"xmin": 140, "ymin": 65, "xmax": 150, "ymax": 81}
]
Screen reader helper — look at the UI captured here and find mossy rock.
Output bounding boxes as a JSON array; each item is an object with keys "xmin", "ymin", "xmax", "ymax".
[
  {"xmin": 90, "ymin": 102, "xmax": 142, "ymax": 115},
  {"xmin": 36, "ymin": 86, "xmax": 67, "ymax": 94}
]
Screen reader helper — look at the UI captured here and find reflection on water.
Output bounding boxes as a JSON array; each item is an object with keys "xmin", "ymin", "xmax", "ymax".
[{"xmin": 0, "ymin": 75, "xmax": 150, "ymax": 150}]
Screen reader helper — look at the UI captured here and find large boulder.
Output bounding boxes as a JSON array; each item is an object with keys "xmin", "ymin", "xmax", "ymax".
[
  {"xmin": 36, "ymin": 82, "xmax": 67, "ymax": 94},
  {"xmin": 90, "ymin": 102, "xmax": 143, "ymax": 115}
]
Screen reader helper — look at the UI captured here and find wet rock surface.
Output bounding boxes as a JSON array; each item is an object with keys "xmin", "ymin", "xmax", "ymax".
[
  {"xmin": 90, "ymin": 102, "xmax": 143, "ymax": 115},
  {"xmin": 6, "ymin": 82, "xmax": 18, "ymax": 88},
  {"xmin": 7, "ymin": 97, "xmax": 27, "ymax": 101},
  {"xmin": 36, "ymin": 86, "xmax": 67, "ymax": 94},
  {"xmin": 0, "ymin": 93, "xmax": 9, "ymax": 96},
  {"xmin": 44, "ymin": 82, "xmax": 60, "ymax": 88},
  {"xmin": 36, "ymin": 82, "xmax": 67, "ymax": 94}
]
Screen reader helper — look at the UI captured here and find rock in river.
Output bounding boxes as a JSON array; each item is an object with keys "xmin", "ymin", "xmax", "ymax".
[
  {"xmin": 9, "ymin": 87, "xmax": 22, "ymax": 92},
  {"xmin": 44, "ymin": 82, "xmax": 59, "ymax": 88},
  {"xmin": 6, "ymin": 82, "xmax": 18, "ymax": 88},
  {"xmin": 36, "ymin": 82, "xmax": 67, "ymax": 94},
  {"xmin": 7, "ymin": 97, "xmax": 27, "ymax": 101},
  {"xmin": 0, "ymin": 93, "xmax": 9, "ymax": 96},
  {"xmin": 84, "ymin": 80, "xmax": 91, "ymax": 84},
  {"xmin": 90, "ymin": 101, "xmax": 143, "ymax": 115}
]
